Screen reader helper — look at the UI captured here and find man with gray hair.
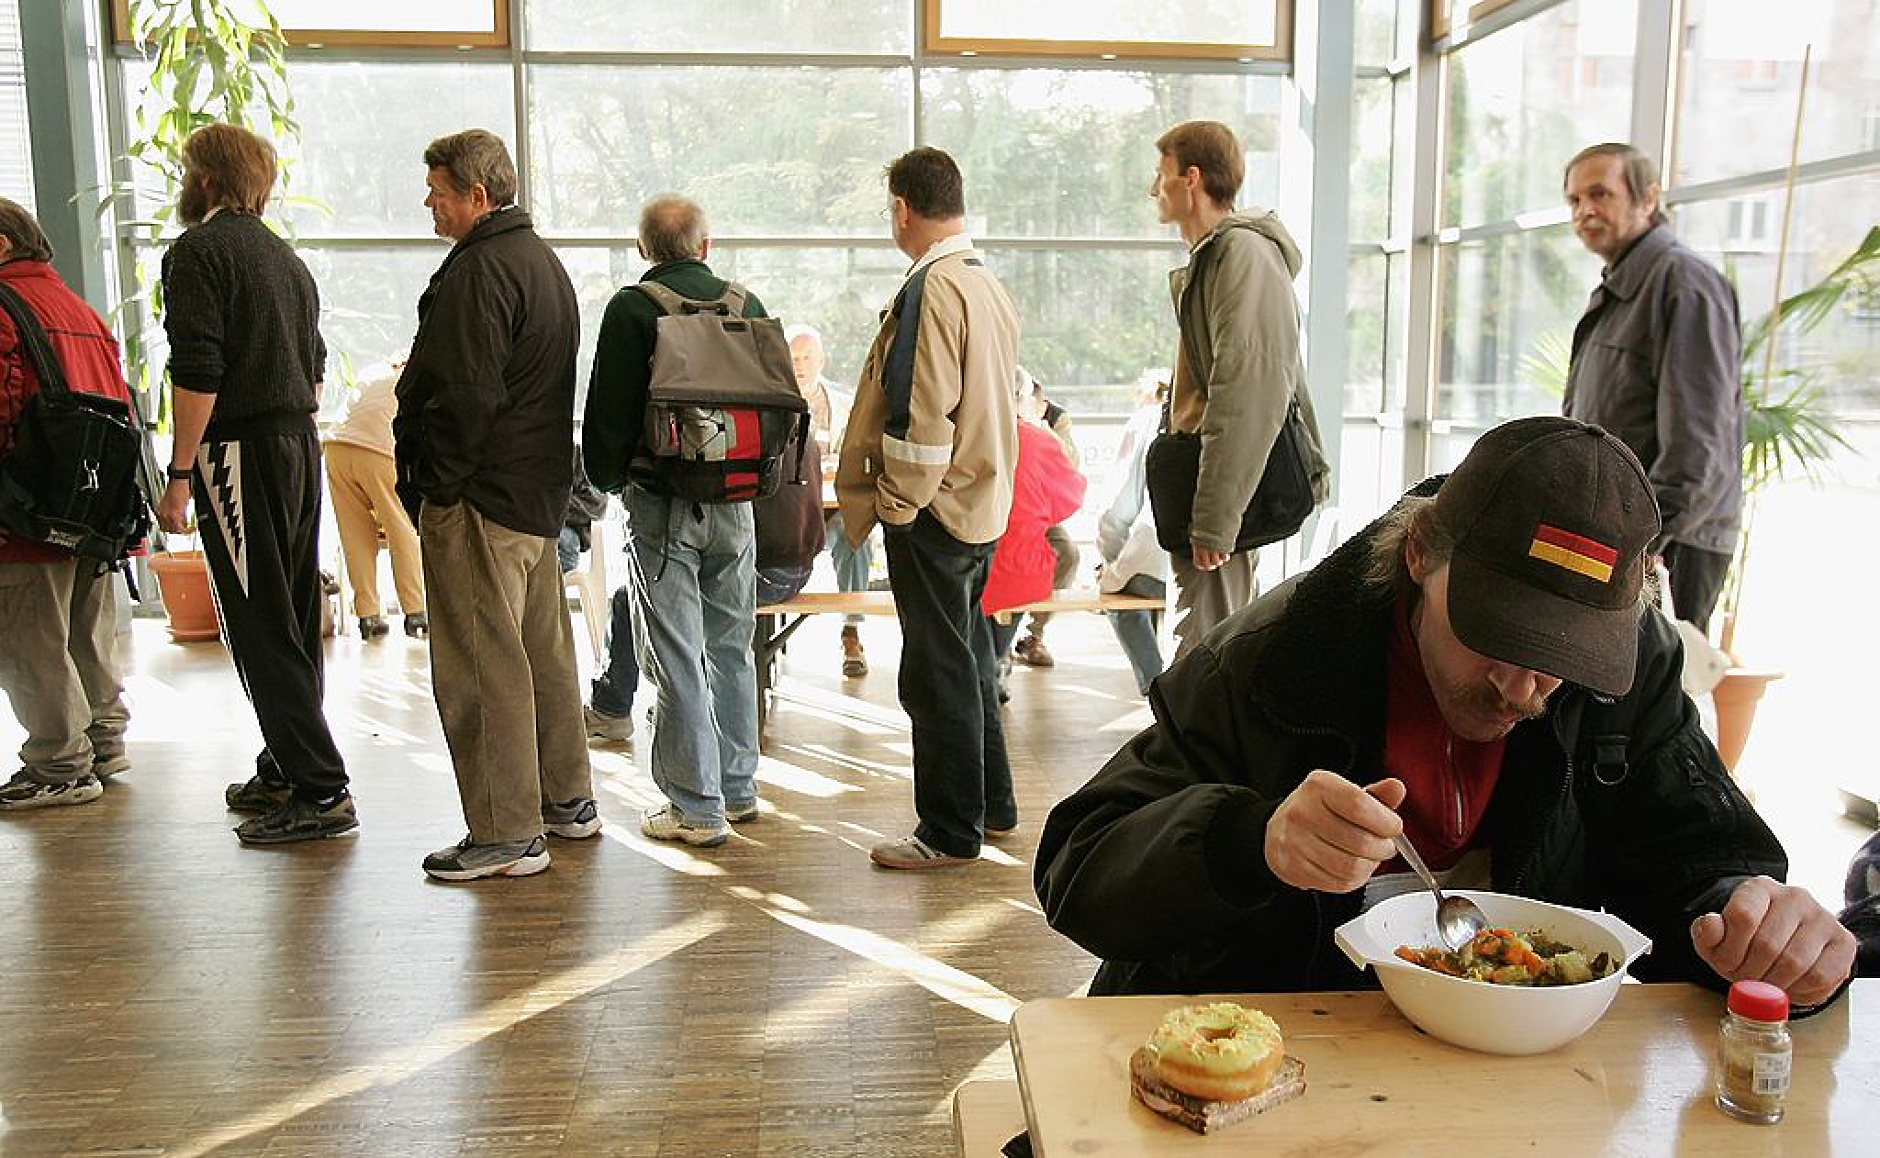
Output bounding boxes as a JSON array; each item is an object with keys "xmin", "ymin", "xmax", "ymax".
[
  {"xmin": 785, "ymin": 321, "xmax": 873, "ymax": 676},
  {"xmin": 395, "ymin": 128, "xmax": 597, "ymax": 881},
  {"xmin": 582, "ymin": 195, "xmax": 767, "ymax": 849},
  {"xmin": 1562, "ymin": 142, "xmax": 1743, "ymax": 633}
]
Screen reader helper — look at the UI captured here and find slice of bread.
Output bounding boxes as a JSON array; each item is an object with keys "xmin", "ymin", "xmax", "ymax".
[{"xmin": 1128, "ymin": 1046, "xmax": 1306, "ymax": 1134}]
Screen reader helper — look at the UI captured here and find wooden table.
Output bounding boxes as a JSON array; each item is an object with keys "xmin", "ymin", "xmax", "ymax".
[{"xmin": 1009, "ymin": 981, "xmax": 1876, "ymax": 1155}]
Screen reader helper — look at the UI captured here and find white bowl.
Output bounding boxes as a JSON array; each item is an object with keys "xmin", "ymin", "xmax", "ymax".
[{"xmin": 1333, "ymin": 889, "xmax": 1653, "ymax": 1055}]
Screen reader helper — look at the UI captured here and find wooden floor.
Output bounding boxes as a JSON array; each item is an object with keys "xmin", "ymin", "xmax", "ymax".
[
  {"xmin": 0, "ymin": 608, "xmax": 1139, "ymax": 1157},
  {"xmin": 2, "ymin": 588, "xmax": 1868, "ymax": 1156}
]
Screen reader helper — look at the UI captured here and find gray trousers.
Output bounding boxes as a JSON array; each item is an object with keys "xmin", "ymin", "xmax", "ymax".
[
  {"xmin": 421, "ymin": 501, "xmax": 592, "ymax": 845},
  {"xmin": 1169, "ymin": 548, "xmax": 1257, "ymax": 661},
  {"xmin": 0, "ymin": 559, "xmax": 128, "ymax": 782}
]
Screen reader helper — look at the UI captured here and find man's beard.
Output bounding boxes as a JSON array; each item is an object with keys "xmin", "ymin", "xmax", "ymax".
[{"xmin": 177, "ymin": 178, "xmax": 209, "ymax": 227}]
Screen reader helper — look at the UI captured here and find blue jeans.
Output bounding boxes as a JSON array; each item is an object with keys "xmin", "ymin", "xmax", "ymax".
[
  {"xmin": 621, "ymin": 486, "xmax": 759, "ymax": 825},
  {"xmin": 589, "ymin": 581, "xmax": 641, "ymax": 719},
  {"xmin": 556, "ymin": 527, "xmax": 582, "ymax": 574},
  {"xmin": 883, "ymin": 511, "xmax": 1015, "ymax": 857},
  {"xmin": 826, "ymin": 511, "xmax": 873, "ymax": 625},
  {"xmin": 1107, "ymin": 573, "xmax": 1166, "ymax": 694}
]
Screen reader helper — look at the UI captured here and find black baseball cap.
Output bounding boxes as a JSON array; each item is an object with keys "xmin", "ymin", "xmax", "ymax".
[{"xmin": 1432, "ymin": 417, "xmax": 1660, "ymax": 697}]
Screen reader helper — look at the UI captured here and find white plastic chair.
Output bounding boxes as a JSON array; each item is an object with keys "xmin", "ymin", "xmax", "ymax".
[{"xmin": 564, "ymin": 518, "xmax": 611, "ymax": 664}]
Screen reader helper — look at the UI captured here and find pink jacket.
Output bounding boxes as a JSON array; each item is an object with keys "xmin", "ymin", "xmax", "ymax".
[{"xmin": 982, "ymin": 418, "xmax": 1085, "ymax": 614}]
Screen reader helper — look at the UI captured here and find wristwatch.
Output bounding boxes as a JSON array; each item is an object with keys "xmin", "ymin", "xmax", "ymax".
[{"xmin": 167, "ymin": 466, "xmax": 193, "ymax": 481}]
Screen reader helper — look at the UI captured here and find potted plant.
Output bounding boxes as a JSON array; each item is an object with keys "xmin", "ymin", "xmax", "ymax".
[{"xmin": 108, "ymin": 0, "xmax": 298, "ymax": 640}]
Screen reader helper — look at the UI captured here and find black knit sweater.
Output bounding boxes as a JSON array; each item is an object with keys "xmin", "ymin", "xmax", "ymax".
[{"xmin": 161, "ymin": 211, "xmax": 326, "ymax": 438}]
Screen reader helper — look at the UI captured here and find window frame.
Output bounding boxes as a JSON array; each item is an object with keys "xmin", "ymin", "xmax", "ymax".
[
  {"xmin": 109, "ymin": 0, "xmax": 510, "ymax": 49},
  {"xmin": 920, "ymin": 0, "xmax": 1293, "ymax": 63}
]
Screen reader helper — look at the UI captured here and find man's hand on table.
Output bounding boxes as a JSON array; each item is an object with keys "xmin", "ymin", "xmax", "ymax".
[
  {"xmin": 1264, "ymin": 771, "xmax": 1405, "ymax": 893},
  {"xmin": 1691, "ymin": 875, "xmax": 1858, "ymax": 1006}
]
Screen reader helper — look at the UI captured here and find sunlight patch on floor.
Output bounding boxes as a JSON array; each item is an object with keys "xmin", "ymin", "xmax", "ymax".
[{"xmin": 164, "ymin": 911, "xmax": 728, "ymax": 1158}]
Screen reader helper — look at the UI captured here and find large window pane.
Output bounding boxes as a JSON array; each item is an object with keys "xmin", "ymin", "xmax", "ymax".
[
  {"xmin": 1435, "ymin": 226, "xmax": 1600, "ymax": 425},
  {"xmin": 0, "ymin": 0, "xmax": 30, "ymax": 209},
  {"xmin": 525, "ymin": 0, "xmax": 907, "ymax": 53},
  {"xmin": 1676, "ymin": 176, "xmax": 1880, "ymax": 412},
  {"xmin": 922, "ymin": 69, "xmax": 1281, "ymax": 238},
  {"xmin": 281, "ymin": 62, "xmax": 515, "ymax": 237},
  {"xmin": 1356, "ymin": 0, "xmax": 1398, "ymax": 69},
  {"xmin": 1444, "ymin": 0, "xmax": 1637, "ymax": 228},
  {"xmin": 1351, "ymin": 77, "xmax": 1394, "ymax": 240},
  {"xmin": 528, "ymin": 65, "xmax": 911, "ymax": 237},
  {"xmin": 298, "ymin": 246, "xmax": 441, "ymax": 395},
  {"xmin": 982, "ymin": 246, "xmax": 1187, "ymax": 413},
  {"xmin": 1674, "ymin": 0, "xmax": 1880, "ymax": 185},
  {"xmin": 931, "ymin": 0, "xmax": 1282, "ymax": 56}
]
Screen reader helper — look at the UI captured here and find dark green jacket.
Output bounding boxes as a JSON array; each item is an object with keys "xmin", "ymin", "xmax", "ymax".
[{"xmin": 581, "ymin": 259, "xmax": 766, "ymax": 493}]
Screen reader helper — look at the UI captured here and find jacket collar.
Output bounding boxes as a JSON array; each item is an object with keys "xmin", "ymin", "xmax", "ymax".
[
  {"xmin": 903, "ymin": 232, "xmax": 975, "ymax": 282},
  {"xmin": 452, "ymin": 204, "xmax": 532, "ymax": 251},
  {"xmin": 1598, "ymin": 223, "xmax": 1675, "ymax": 302}
]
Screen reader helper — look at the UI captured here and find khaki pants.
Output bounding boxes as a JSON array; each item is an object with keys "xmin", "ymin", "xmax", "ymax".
[
  {"xmin": 323, "ymin": 441, "xmax": 424, "ymax": 618},
  {"xmin": 420, "ymin": 501, "xmax": 590, "ymax": 844},
  {"xmin": 1170, "ymin": 548, "xmax": 1257, "ymax": 661},
  {"xmin": 0, "ymin": 559, "xmax": 128, "ymax": 781}
]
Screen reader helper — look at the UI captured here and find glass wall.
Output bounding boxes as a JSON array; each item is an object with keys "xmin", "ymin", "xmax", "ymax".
[
  {"xmin": 1431, "ymin": 0, "xmax": 1637, "ymax": 432},
  {"xmin": 0, "ymin": 0, "xmax": 31, "ymax": 209},
  {"xmin": 1673, "ymin": 0, "xmax": 1880, "ymax": 413},
  {"xmin": 109, "ymin": 11, "xmax": 1284, "ymax": 413}
]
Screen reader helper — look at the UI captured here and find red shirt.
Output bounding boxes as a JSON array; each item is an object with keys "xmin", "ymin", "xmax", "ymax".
[
  {"xmin": 980, "ymin": 418, "xmax": 1086, "ymax": 614},
  {"xmin": 0, "ymin": 260, "xmax": 136, "ymax": 565},
  {"xmin": 1381, "ymin": 601, "xmax": 1507, "ymax": 872}
]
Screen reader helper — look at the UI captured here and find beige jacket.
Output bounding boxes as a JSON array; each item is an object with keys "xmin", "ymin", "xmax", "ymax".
[
  {"xmin": 1168, "ymin": 211, "xmax": 1331, "ymax": 553},
  {"xmin": 837, "ymin": 236, "xmax": 1019, "ymax": 546}
]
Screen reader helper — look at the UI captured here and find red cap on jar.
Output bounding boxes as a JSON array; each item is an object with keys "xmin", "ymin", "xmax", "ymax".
[{"xmin": 1726, "ymin": 980, "xmax": 1789, "ymax": 1022}]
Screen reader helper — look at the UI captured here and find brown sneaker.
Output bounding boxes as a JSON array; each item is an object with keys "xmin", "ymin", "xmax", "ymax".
[
  {"xmin": 841, "ymin": 626, "xmax": 868, "ymax": 678},
  {"xmin": 870, "ymin": 835, "xmax": 974, "ymax": 870},
  {"xmin": 1012, "ymin": 633, "xmax": 1055, "ymax": 668}
]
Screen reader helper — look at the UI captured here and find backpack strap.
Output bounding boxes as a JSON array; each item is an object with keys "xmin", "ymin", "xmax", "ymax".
[
  {"xmin": 634, "ymin": 279, "xmax": 747, "ymax": 317},
  {"xmin": 0, "ymin": 281, "xmax": 71, "ymax": 399}
]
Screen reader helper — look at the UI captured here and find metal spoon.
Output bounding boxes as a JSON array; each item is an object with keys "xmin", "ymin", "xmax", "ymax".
[{"xmin": 1391, "ymin": 831, "xmax": 1488, "ymax": 951}]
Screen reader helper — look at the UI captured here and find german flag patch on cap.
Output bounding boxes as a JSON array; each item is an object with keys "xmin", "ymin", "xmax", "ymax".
[{"xmin": 1527, "ymin": 522, "xmax": 1617, "ymax": 583}]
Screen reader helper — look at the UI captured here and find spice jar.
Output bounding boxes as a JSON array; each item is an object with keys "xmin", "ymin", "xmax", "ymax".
[{"xmin": 1715, "ymin": 979, "xmax": 1791, "ymax": 1123}]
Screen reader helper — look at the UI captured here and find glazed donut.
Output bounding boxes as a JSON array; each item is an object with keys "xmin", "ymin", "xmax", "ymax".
[{"xmin": 1147, "ymin": 1002, "xmax": 1285, "ymax": 1103}]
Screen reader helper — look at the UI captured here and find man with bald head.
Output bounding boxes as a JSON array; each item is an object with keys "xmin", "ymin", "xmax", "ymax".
[{"xmin": 583, "ymin": 195, "xmax": 768, "ymax": 850}]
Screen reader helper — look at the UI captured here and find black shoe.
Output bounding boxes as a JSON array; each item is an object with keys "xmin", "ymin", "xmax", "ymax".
[
  {"xmin": 404, "ymin": 613, "xmax": 429, "ymax": 639},
  {"xmin": 359, "ymin": 615, "xmax": 390, "ymax": 638},
  {"xmin": 234, "ymin": 792, "xmax": 359, "ymax": 844},
  {"xmin": 225, "ymin": 773, "xmax": 293, "ymax": 814}
]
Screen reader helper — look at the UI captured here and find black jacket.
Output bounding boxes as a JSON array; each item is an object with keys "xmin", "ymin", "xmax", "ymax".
[
  {"xmin": 394, "ymin": 208, "xmax": 579, "ymax": 538},
  {"xmin": 1035, "ymin": 488, "xmax": 1786, "ymax": 997}
]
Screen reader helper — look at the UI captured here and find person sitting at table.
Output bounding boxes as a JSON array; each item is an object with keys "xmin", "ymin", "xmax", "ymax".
[
  {"xmin": 1035, "ymin": 417, "xmax": 1859, "ymax": 1010},
  {"xmin": 983, "ymin": 380, "xmax": 1086, "ymax": 701}
]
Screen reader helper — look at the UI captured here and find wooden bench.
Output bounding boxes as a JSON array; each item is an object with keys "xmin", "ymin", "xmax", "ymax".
[{"xmin": 752, "ymin": 588, "xmax": 1165, "ymax": 727}]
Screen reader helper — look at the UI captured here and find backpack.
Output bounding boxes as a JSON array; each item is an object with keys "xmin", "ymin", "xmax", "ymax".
[
  {"xmin": 0, "ymin": 282, "xmax": 152, "ymax": 567},
  {"xmin": 627, "ymin": 280, "xmax": 809, "ymax": 504}
]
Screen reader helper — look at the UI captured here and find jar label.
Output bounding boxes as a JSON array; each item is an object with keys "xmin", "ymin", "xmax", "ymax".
[{"xmin": 1752, "ymin": 1052, "xmax": 1792, "ymax": 1096}]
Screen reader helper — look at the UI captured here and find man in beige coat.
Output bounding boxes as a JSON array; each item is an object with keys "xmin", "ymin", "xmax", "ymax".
[
  {"xmin": 836, "ymin": 147, "xmax": 1020, "ymax": 870},
  {"xmin": 1152, "ymin": 120, "xmax": 1330, "ymax": 656}
]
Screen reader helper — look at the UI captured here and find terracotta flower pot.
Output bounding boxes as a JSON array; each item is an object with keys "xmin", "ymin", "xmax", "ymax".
[
  {"xmin": 149, "ymin": 550, "xmax": 221, "ymax": 643},
  {"xmin": 1711, "ymin": 667, "xmax": 1783, "ymax": 775}
]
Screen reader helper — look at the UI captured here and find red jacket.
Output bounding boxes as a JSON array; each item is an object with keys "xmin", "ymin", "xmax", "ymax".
[
  {"xmin": 982, "ymin": 418, "xmax": 1086, "ymax": 614},
  {"xmin": 0, "ymin": 260, "xmax": 136, "ymax": 564}
]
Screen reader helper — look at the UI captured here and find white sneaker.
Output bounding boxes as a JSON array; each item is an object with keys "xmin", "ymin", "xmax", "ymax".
[
  {"xmin": 0, "ymin": 771, "xmax": 103, "ymax": 810},
  {"xmin": 640, "ymin": 804, "xmax": 729, "ymax": 848}
]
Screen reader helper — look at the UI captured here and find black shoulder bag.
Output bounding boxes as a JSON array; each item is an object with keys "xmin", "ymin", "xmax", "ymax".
[{"xmin": 0, "ymin": 281, "xmax": 152, "ymax": 568}]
